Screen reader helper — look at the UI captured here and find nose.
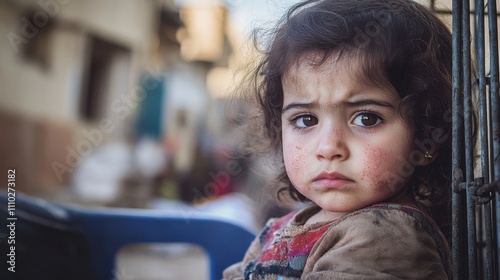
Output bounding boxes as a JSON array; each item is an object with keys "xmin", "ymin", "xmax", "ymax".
[{"xmin": 315, "ymin": 123, "xmax": 349, "ymax": 161}]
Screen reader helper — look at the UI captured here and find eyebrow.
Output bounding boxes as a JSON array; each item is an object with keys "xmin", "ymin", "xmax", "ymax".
[
  {"xmin": 282, "ymin": 103, "xmax": 318, "ymax": 114},
  {"xmin": 282, "ymin": 98, "xmax": 395, "ymax": 114},
  {"xmin": 344, "ymin": 99, "xmax": 395, "ymax": 108}
]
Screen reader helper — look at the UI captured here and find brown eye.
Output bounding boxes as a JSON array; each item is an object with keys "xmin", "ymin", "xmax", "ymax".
[
  {"xmin": 295, "ymin": 115, "xmax": 318, "ymax": 128},
  {"xmin": 353, "ymin": 113, "xmax": 381, "ymax": 127}
]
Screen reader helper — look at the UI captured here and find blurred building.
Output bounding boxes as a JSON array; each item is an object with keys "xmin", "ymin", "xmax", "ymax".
[{"xmin": 0, "ymin": 0, "xmax": 238, "ymax": 205}]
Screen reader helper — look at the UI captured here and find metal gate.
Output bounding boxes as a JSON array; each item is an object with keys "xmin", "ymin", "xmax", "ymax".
[{"xmin": 450, "ymin": 0, "xmax": 500, "ymax": 279}]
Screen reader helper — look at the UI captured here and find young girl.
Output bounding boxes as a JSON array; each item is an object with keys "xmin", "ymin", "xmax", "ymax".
[{"xmin": 224, "ymin": 0, "xmax": 456, "ymax": 278}]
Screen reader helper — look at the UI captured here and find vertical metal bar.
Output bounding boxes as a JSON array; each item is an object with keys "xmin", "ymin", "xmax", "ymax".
[
  {"xmin": 463, "ymin": 0, "xmax": 478, "ymax": 278},
  {"xmin": 487, "ymin": 0, "xmax": 500, "ymax": 274},
  {"xmin": 484, "ymin": 205, "xmax": 496, "ymax": 279},
  {"xmin": 476, "ymin": 206, "xmax": 484, "ymax": 279},
  {"xmin": 452, "ymin": 0, "xmax": 464, "ymax": 278},
  {"xmin": 476, "ymin": 0, "xmax": 495, "ymax": 278}
]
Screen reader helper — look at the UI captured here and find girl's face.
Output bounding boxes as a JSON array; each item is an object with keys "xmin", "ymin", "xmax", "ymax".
[{"xmin": 281, "ymin": 55, "xmax": 423, "ymax": 222}]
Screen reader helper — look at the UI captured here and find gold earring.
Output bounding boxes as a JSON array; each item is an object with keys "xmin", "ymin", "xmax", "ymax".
[{"xmin": 424, "ymin": 152, "xmax": 433, "ymax": 159}]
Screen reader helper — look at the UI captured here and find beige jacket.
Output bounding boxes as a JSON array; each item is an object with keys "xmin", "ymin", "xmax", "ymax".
[{"xmin": 223, "ymin": 204, "xmax": 450, "ymax": 280}]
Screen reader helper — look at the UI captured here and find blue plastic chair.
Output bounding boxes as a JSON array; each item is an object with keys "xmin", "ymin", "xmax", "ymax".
[{"xmin": 0, "ymin": 192, "xmax": 256, "ymax": 280}]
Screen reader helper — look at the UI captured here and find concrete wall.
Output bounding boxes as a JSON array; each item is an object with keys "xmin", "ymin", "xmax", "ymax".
[
  {"xmin": 0, "ymin": 0, "xmax": 162, "ymax": 193},
  {"xmin": 0, "ymin": 0, "xmax": 158, "ymax": 125}
]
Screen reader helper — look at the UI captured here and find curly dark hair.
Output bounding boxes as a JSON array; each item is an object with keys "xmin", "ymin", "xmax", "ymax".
[{"xmin": 241, "ymin": 0, "xmax": 466, "ymax": 237}]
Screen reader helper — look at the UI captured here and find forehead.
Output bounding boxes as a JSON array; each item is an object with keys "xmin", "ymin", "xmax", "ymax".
[
  {"xmin": 282, "ymin": 51, "xmax": 391, "ymax": 93},
  {"xmin": 281, "ymin": 51, "xmax": 401, "ymax": 107},
  {"xmin": 283, "ymin": 52, "xmax": 341, "ymax": 81}
]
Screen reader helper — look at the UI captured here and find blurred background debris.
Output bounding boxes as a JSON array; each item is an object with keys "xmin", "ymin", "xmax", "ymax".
[
  {"xmin": 0, "ymin": 0, "xmax": 300, "ymax": 211},
  {"xmin": 0, "ymin": 0, "xmax": 303, "ymax": 279}
]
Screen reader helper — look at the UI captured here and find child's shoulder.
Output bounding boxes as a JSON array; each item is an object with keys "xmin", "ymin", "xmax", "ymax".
[
  {"xmin": 301, "ymin": 203, "xmax": 452, "ymax": 279},
  {"xmin": 267, "ymin": 203, "xmax": 436, "ymax": 227},
  {"xmin": 335, "ymin": 203, "xmax": 446, "ymax": 243},
  {"xmin": 324, "ymin": 203, "xmax": 451, "ymax": 275},
  {"xmin": 342, "ymin": 203, "xmax": 441, "ymax": 233},
  {"xmin": 348, "ymin": 203, "xmax": 434, "ymax": 222}
]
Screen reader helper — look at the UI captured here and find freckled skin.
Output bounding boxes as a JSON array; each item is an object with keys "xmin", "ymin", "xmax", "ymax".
[
  {"xmin": 362, "ymin": 147, "xmax": 388, "ymax": 193},
  {"xmin": 281, "ymin": 54, "xmax": 417, "ymax": 223}
]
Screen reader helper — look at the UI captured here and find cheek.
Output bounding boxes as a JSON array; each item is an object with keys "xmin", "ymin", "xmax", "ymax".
[
  {"xmin": 283, "ymin": 144, "xmax": 307, "ymax": 182},
  {"xmin": 361, "ymin": 146, "xmax": 388, "ymax": 178},
  {"xmin": 361, "ymin": 146, "xmax": 397, "ymax": 193},
  {"xmin": 362, "ymin": 144, "xmax": 415, "ymax": 193}
]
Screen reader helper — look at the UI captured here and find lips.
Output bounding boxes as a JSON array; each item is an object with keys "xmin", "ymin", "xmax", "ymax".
[{"xmin": 313, "ymin": 171, "xmax": 354, "ymax": 189}]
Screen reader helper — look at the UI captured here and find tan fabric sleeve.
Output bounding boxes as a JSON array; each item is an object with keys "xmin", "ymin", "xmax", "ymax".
[
  {"xmin": 222, "ymin": 231, "xmax": 263, "ymax": 280},
  {"xmin": 302, "ymin": 208, "xmax": 449, "ymax": 280}
]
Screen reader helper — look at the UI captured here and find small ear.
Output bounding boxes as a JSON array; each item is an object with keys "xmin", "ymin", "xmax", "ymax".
[{"xmin": 416, "ymin": 151, "xmax": 437, "ymax": 166}]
